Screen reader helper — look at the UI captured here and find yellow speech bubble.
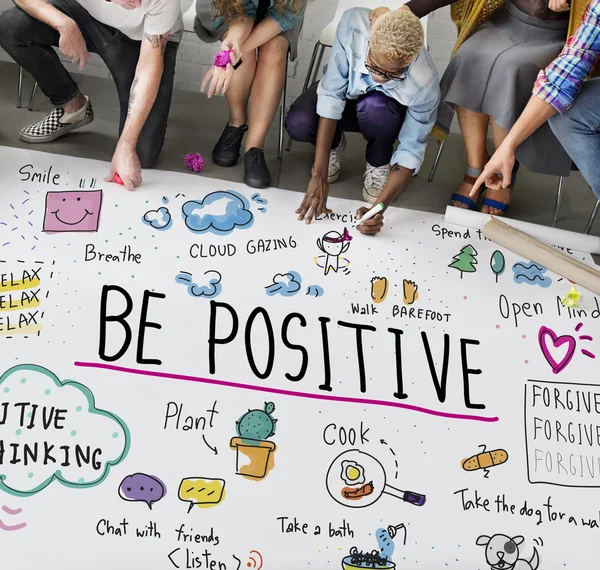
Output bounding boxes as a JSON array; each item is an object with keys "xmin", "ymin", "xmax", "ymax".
[{"xmin": 178, "ymin": 477, "xmax": 226, "ymax": 513}]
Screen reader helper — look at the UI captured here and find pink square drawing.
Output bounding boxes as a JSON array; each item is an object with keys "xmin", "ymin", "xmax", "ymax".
[{"xmin": 43, "ymin": 190, "xmax": 103, "ymax": 232}]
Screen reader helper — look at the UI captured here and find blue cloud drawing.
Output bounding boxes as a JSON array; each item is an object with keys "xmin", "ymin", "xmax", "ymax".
[
  {"xmin": 176, "ymin": 270, "xmax": 222, "ymax": 299},
  {"xmin": 512, "ymin": 261, "xmax": 552, "ymax": 288},
  {"xmin": 182, "ymin": 190, "xmax": 254, "ymax": 236},
  {"xmin": 266, "ymin": 271, "xmax": 302, "ymax": 297},
  {"xmin": 142, "ymin": 207, "xmax": 172, "ymax": 230},
  {"xmin": 306, "ymin": 285, "xmax": 324, "ymax": 297}
]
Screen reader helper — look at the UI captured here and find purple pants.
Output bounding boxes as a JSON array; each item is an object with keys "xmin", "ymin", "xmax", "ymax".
[{"xmin": 285, "ymin": 82, "xmax": 406, "ymax": 167}]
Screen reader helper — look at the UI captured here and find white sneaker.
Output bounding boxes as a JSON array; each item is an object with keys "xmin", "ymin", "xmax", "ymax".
[
  {"xmin": 363, "ymin": 162, "xmax": 390, "ymax": 203},
  {"xmin": 327, "ymin": 132, "xmax": 346, "ymax": 183}
]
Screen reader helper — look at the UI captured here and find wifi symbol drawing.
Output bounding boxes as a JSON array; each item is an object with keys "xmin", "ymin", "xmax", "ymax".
[{"xmin": 247, "ymin": 550, "xmax": 263, "ymax": 569}]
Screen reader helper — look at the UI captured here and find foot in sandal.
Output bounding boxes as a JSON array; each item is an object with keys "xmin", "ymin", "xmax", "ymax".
[{"xmin": 450, "ymin": 166, "xmax": 486, "ymax": 210}]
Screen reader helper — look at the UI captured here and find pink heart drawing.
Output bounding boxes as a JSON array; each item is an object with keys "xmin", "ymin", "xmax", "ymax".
[{"xmin": 538, "ymin": 326, "xmax": 576, "ymax": 374}]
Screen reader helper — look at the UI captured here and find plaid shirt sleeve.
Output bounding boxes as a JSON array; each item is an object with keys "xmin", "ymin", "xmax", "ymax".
[{"xmin": 533, "ymin": 0, "xmax": 600, "ymax": 114}]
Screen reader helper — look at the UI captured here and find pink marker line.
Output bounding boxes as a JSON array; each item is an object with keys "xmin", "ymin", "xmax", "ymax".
[
  {"xmin": 582, "ymin": 350, "xmax": 596, "ymax": 359},
  {"xmin": 0, "ymin": 520, "xmax": 26, "ymax": 532},
  {"xmin": 1, "ymin": 506, "xmax": 22, "ymax": 515},
  {"xmin": 74, "ymin": 361, "xmax": 499, "ymax": 423}
]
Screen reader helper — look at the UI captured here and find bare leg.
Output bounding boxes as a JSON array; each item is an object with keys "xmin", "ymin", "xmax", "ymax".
[
  {"xmin": 222, "ymin": 21, "xmax": 256, "ymax": 127},
  {"xmin": 452, "ymin": 106, "xmax": 490, "ymax": 208},
  {"xmin": 480, "ymin": 116, "xmax": 511, "ymax": 215},
  {"xmin": 246, "ymin": 34, "xmax": 288, "ymax": 150}
]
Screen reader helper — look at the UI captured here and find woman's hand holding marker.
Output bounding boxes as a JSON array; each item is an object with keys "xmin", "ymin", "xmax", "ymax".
[{"xmin": 355, "ymin": 202, "xmax": 385, "ymax": 236}]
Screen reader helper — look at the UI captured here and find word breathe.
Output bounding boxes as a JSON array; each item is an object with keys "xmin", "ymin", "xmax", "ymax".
[
  {"xmin": 526, "ymin": 381, "xmax": 600, "ymax": 487},
  {"xmin": 97, "ymin": 286, "xmax": 489, "ymax": 414},
  {"xmin": 85, "ymin": 244, "xmax": 142, "ymax": 264}
]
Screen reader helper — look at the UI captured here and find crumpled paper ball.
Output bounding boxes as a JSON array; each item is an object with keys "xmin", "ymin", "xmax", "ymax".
[
  {"xmin": 185, "ymin": 153, "xmax": 205, "ymax": 172},
  {"xmin": 214, "ymin": 49, "xmax": 234, "ymax": 68}
]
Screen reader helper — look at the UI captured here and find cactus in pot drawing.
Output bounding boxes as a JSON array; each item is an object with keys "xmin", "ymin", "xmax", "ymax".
[{"xmin": 230, "ymin": 402, "xmax": 278, "ymax": 481}]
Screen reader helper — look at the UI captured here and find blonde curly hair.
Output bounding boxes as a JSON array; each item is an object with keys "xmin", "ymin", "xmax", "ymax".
[{"xmin": 370, "ymin": 9, "xmax": 424, "ymax": 66}]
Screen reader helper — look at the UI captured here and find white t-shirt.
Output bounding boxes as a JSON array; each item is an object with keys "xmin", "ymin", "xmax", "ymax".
[{"xmin": 75, "ymin": 0, "xmax": 183, "ymax": 42}]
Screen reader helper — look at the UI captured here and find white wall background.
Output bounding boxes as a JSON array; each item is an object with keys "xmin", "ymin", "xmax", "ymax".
[{"xmin": 0, "ymin": 0, "xmax": 458, "ymax": 119}]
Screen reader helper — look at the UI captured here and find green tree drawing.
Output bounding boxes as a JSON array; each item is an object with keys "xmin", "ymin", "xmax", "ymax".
[
  {"xmin": 490, "ymin": 250, "xmax": 506, "ymax": 283},
  {"xmin": 449, "ymin": 244, "xmax": 478, "ymax": 278}
]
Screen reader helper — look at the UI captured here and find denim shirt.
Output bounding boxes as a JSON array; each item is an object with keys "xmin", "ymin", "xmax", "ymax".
[{"xmin": 317, "ymin": 7, "xmax": 440, "ymax": 172}]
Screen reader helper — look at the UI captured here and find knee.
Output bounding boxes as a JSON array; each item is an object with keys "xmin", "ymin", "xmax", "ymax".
[
  {"xmin": 0, "ymin": 8, "xmax": 29, "ymax": 50},
  {"xmin": 138, "ymin": 146, "xmax": 160, "ymax": 170},
  {"xmin": 258, "ymin": 36, "xmax": 289, "ymax": 66},
  {"xmin": 358, "ymin": 93, "xmax": 403, "ymax": 131},
  {"xmin": 285, "ymin": 105, "xmax": 313, "ymax": 141}
]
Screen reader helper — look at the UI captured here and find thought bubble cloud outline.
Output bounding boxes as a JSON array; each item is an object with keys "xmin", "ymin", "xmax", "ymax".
[
  {"xmin": 119, "ymin": 473, "xmax": 166, "ymax": 509},
  {"xmin": 0, "ymin": 364, "xmax": 131, "ymax": 498}
]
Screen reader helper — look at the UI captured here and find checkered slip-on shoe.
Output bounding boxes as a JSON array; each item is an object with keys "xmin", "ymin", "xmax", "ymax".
[{"xmin": 19, "ymin": 96, "xmax": 94, "ymax": 144}]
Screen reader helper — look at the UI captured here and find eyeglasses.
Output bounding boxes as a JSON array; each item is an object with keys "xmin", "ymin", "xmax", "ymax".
[{"xmin": 364, "ymin": 62, "xmax": 408, "ymax": 81}]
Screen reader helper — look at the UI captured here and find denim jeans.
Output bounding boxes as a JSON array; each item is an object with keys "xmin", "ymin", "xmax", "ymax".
[
  {"xmin": 549, "ymin": 78, "xmax": 600, "ymax": 202},
  {"xmin": 285, "ymin": 82, "xmax": 407, "ymax": 168},
  {"xmin": 0, "ymin": 0, "xmax": 179, "ymax": 168}
]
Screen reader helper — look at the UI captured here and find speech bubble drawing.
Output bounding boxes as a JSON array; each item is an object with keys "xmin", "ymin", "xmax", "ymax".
[
  {"xmin": 178, "ymin": 477, "xmax": 226, "ymax": 513},
  {"xmin": 0, "ymin": 364, "xmax": 130, "ymax": 497},
  {"xmin": 119, "ymin": 473, "xmax": 166, "ymax": 509}
]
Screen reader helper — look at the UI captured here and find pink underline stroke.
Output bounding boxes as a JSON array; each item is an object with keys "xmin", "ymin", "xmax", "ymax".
[
  {"xmin": 1, "ymin": 506, "xmax": 22, "ymax": 515},
  {"xmin": 0, "ymin": 520, "xmax": 26, "ymax": 532},
  {"xmin": 74, "ymin": 361, "xmax": 499, "ymax": 423}
]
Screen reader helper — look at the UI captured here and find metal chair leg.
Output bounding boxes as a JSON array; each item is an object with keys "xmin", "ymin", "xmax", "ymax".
[
  {"xmin": 553, "ymin": 176, "xmax": 564, "ymax": 223},
  {"xmin": 428, "ymin": 138, "xmax": 446, "ymax": 182},
  {"xmin": 28, "ymin": 82, "xmax": 39, "ymax": 111},
  {"xmin": 17, "ymin": 66, "xmax": 23, "ymax": 109},
  {"xmin": 286, "ymin": 42, "xmax": 322, "ymax": 152},
  {"xmin": 278, "ymin": 57, "xmax": 289, "ymax": 160},
  {"xmin": 584, "ymin": 199, "xmax": 600, "ymax": 235}
]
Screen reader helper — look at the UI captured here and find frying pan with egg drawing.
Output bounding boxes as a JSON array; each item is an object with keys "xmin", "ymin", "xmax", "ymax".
[{"xmin": 326, "ymin": 450, "xmax": 426, "ymax": 509}]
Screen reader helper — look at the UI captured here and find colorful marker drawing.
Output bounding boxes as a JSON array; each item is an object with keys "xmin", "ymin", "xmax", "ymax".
[
  {"xmin": 119, "ymin": 473, "xmax": 166, "ymax": 509},
  {"xmin": 182, "ymin": 190, "xmax": 254, "ymax": 236},
  {"xmin": 306, "ymin": 285, "xmax": 324, "ymax": 297},
  {"xmin": 461, "ymin": 445, "xmax": 508, "ymax": 478},
  {"xmin": 490, "ymin": 251, "xmax": 506, "ymax": 283},
  {"xmin": 43, "ymin": 190, "xmax": 102, "ymax": 233},
  {"xmin": 402, "ymin": 280, "xmax": 419, "ymax": 305},
  {"xmin": 326, "ymin": 450, "xmax": 426, "ymax": 509},
  {"xmin": 247, "ymin": 550, "xmax": 263, "ymax": 570},
  {"xmin": 175, "ymin": 270, "xmax": 222, "ymax": 299},
  {"xmin": 316, "ymin": 228, "xmax": 352, "ymax": 276},
  {"xmin": 371, "ymin": 277, "xmax": 389, "ymax": 304},
  {"xmin": 231, "ymin": 403, "xmax": 278, "ymax": 481},
  {"xmin": 178, "ymin": 477, "xmax": 226, "ymax": 512},
  {"xmin": 0, "ymin": 505, "xmax": 26, "ymax": 532},
  {"xmin": 265, "ymin": 272, "xmax": 302, "ymax": 297},
  {"xmin": 142, "ymin": 206, "xmax": 172, "ymax": 231},
  {"xmin": 341, "ymin": 523, "xmax": 405, "ymax": 569},
  {"xmin": 449, "ymin": 244, "xmax": 478, "ymax": 278},
  {"xmin": 538, "ymin": 323, "xmax": 596, "ymax": 374},
  {"xmin": 512, "ymin": 261, "xmax": 552, "ymax": 288},
  {"xmin": 476, "ymin": 534, "xmax": 540, "ymax": 570}
]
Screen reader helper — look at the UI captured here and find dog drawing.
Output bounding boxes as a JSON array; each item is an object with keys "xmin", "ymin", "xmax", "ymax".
[{"xmin": 476, "ymin": 534, "xmax": 540, "ymax": 570}]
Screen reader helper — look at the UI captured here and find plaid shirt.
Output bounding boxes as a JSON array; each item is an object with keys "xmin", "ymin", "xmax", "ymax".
[{"xmin": 533, "ymin": 0, "xmax": 600, "ymax": 114}]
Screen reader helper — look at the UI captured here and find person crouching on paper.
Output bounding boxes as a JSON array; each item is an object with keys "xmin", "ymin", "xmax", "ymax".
[
  {"xmin": 284, "ymin": 8, "xmax": 440, "ymax": 235},
  {"xmin": 195, "ymin": 0, "xmax": 306, "ymax": 188},
  {"xmin": 0, "ymin": 0, "xmax": 183, "ymax": 191}
]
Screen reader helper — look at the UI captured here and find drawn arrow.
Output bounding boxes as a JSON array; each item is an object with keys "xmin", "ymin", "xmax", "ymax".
[
  {"xmin": 380, "ymin": 439, "xmax": 399, "ymax": 480},
  {"xmin": 202, "ymin": 435, "xmax": 218, "ymax": 455}
]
